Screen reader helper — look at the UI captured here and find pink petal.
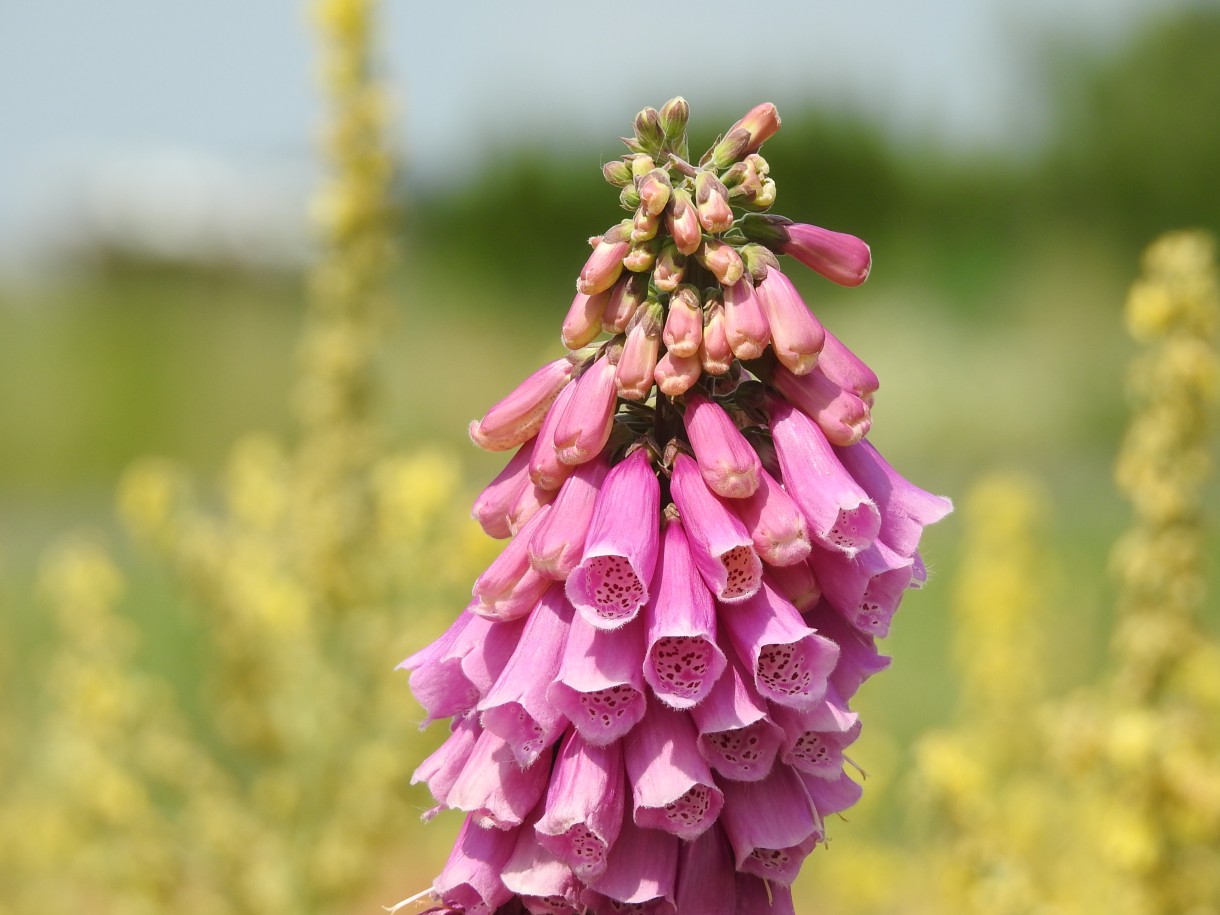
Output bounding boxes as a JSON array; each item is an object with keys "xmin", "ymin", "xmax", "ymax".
[
  {"xmin": 470, "ymin": 356, "xmax": 576, "ymax": 452},
  {"xmin": 818, "ymin": 326, "xmax": 879, "ymax": 401},
  {"xmin": 528, "ymin": 455, "xmax": 611, "ymax": 580},
  {"xmin": 502, "ymin": 816, "xmax": 580, "ymax": 904},
  {"xmin": 549, "ymin": 612, "xmax": 648, "ymax": 745},
  {"xmin": 754, "ymin": 267, "xmax": 826, "ymax": 376},
  {"xmin": 447, "ymin": 729, "xmax": 552, "ymax": 829},
  {"xmin": 624, "ymin": 703, "xmax": 724, "ymax": 840},
  {"xmin": 731, "ymin": 466, "xmax": 812, "ymax": 567},
  {"xmin": 682, "ymin": 392, "xmax": 762, "ymax": 499},
  {"xmin": 802, "ymin": 600, "xmax": 891, "ymax": 699},
  {"xmin": 690, "ymin": 644, "xmax": 783, "ymax": 783},
  {"xmin": 770, "ymin": 700, "xmax": 861, "ymax": 778},
  {"xmin": 675, "ymin": 824, "xmax": 737, "ymax": 914},
  {"xmin": 734, "ymin": 874, "xmax": 795, "ymax": 915},
  {"xmin": 554, "ymin": 355, "xmax": 618, "ymax": 467},
  {"xmin": 722, "ymin": 277, "xmax": 770, "ymax": 360},
  {"xmin": 433, "ymin": 815, "xmax": 517, "ymax": 914},
  {"xmin": 567, "ymin": 450, "xmax": 661, "ymax": 629},
  {"xmin": 763, "ymin": 559, "xmax": 822, "ymax": 611},
  {"xmin": 410, "ymin": 713, "xmax": 482, "ymax": 817},
  {"xmin": 587, "ymin": 814, "xmax": 679, "ymax": 908},
  {"xmin": 770, "ymin": 361, "xmax": 872, "ymax": 446},
  {"xmin": 642, "ymin": 516, "xmax": 727, "ymax": 709},
  {"xmin": 471, "ymin": 442, "xmax": 534, "ymax": 539},
  {"xmin": 809, "ymin": 539, "xmax": 914, "ymax": 638},
  {"xmin": 719, "ymin": 764, "xmax": 823, "ymax": 885},
  {"xmin": 471, "ymin": 504, "xmax": 555, "ymax": 621},
  {"xmin": 801, "ymin": 767, "xmax": 864, "ymax": 817},
  {"xmin": 528, "ymin": 378, "xmax": 579, "ymax": 491}
]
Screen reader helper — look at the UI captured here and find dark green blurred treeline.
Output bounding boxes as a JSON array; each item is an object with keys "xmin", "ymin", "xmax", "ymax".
[{"xmin": 405, "ymin": 6, "xmax": 1220, "ymax": 317}]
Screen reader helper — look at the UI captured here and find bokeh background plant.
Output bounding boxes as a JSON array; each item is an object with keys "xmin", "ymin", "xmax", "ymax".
[{"xmin": 1, "ymin": 1, "xmax": 1218, "ymax": 913}]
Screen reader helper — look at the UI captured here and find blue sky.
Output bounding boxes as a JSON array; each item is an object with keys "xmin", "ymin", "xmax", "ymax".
[{"xmin": 0, "ymin": 0, "xmax": 1195, "ymax": 267}]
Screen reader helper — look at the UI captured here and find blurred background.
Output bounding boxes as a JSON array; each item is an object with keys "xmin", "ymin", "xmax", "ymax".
[{"xmin": 1, "ymin": 0, "xmax": 1218, "ymax": 912}]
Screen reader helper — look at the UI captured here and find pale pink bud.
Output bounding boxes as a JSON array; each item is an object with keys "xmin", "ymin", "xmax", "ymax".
[
  {"xmin": 696, "ymin": 238, "xmax": 745, "ymax": 286},
  {"xmin": 622, "ymin": 238, "xmax": 659, "ymax": 273},
  {"xmin": 631, "ymin": 206, "xmax": 660, "ymax": 244},
  {"xmin": 661, "ymin": 285, "xmax": 702, "ymax": 358},
  {"xmin": 669, "ymin": 453, "xmax": 762, "ymax": 602},
  {"xmin": 553, "ymin": 355, "xmax": 617, "ymax": 466},
  {"xmin": 732, "ymin": 466, "xmax": 812, "ymax": 566},
  {"xmin": 782, "ymin": 222, "xmax": 872, "ymax": 287},
  {"xmin": 770, "ymin": 362, "xmax": 872, "ymax": 446},
  {"xmin": 602, "ymin": 273, "xmax": 647, "ymax": 333},
  {"xmin": 636, "ymin": 168, "xmax": 672, "ymax": 217},
  {"xmin": 469, "ymin": 356, "xmax": 576, "ymax": 452},
  {"xmin": 652, "ymin": 240, "xmax": 686, "ymax": 293},
  {"xmin": 471, "ymin": 442, "xmax": 533, "ymax": 538},
  {"xmin": 528, "ymin": 378, "xmax": 579, "ymax": 491},
  {"xmin": 470, "ymin": 505, "xmax": 553, "ymax": 621},
  {"xmin": 682, "ymin": 392, "xmax": 761, "ymax": 498},
  {"xmin": 528, "ymin": 456, "xmax": 611, "ymax": 579},
  {"xmin": 722, "ymin": 278, "xmax": 770, "ymax": 361},
  {"xmin": 727, "ymin": 102, "xmax": 782, "ymax": 156},
  {"xmin": 694, "ymin": 170, "xmax": 734, "ymax": 234},
  {"xmin": 654, "ymin": 349, "xmax": 702, "ymax": 397},
  {"xmin": 577, "ymin": 222, "xmax": 631, "ymax": 295},
  {"xmin": 666, "ymin": 187, "xmax": 702, "ymax": 256},
  {"xmin": 615, "ymin": 301, "xmax": 662, "ymax": 401},
  {"xmin": 754, "ymin": 268, "xmax": 826, "ymax": 375},
  {"xmin": 699, "ymin": 295, "xmax": 733, "ymax": 376},
  {"xmin": 817, "ymin": 327, "xmax": 880, "ymax": 403},
  {"xmin": 562, "ymin": 288, "xmax": 611, "ymax": 350}
]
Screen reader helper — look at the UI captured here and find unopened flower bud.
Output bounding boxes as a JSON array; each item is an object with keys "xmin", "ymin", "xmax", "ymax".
[
  {"xmin": 694, "ymin": 171, "xmax": 734, "ymax": 234},
  {"xmin": 667, "ymin": 188, "xmax": 703, "ymax": 256},
  {"xmin": 629, "ymin": 154, "xmax": 656, "ymax": 179},
  {"xmin": 744, "ymin": 153, "xmax": 770, "ymax": 177},
  {"xmin": 634, "ymin": 107, "xmax": 665, "ymax": 155},
  {"xmin": 632, "ymin": 206, "xmax": 661, "ymax": 244},
  {"xmin": 654, "ymin": 349, "xmax": 702, "ymax": 396},
  {"xmin": 740, "ymin": 243, "xmax": 781, "ymax": 282},
  {"xmin": 602, "ymin": 273, "xmax": 648, "ymax": 333},
  {"xmin": 727, "ymin": 103, "xmax": 782, "ymax": 155},
  {"xmin": 659, "ymin": 97, "xmax": 690, "ymax": 145},
  {"xmin": 616, "ymin": 300, "xmax": 663, "ymax": 400},
  {"xmin": 782, "ymin": 222, "xmax": 872, "ymax": 287},
  {"xmin": 708, "ymin": 127, "xmax": 751, "ymax": 170},
  {"xmin": 653, "ymin": 240, "xmax": 687, "ymax": 293},
  {"xmin": 619, "ymin": 184, "xmax": 642, "ymax": 210},
  {"xmin": 562, "ymin": 288, "xmax": 612, "ymax": 350},
  {"xmin": 720, "ymin": 161, "xmax": 749, "ymax": 189},
  {"xmin": 577, "ymin": 222, "xmax": 631, "ymax": 295},
  {"xmin": 749, "ymin": 178, "xmax": 777, "ymax": 209},
  {"xmin": 696, "ymin": 238, "xmax": 745, "ymax": 286},
  {"xmin": 602, "ymin": 159, "xmax": 633, "ymax": 188},
  {"xmin": 723, "ymin": 278, "xmax": 771, "ymax": 361},
  {"xmin": 662, "ymin": 285, "xmax": 703, "ymax": 357},
  {"xmin": 754, "ymin": 268, "xmax": 826, "ymax": 375},
  {"xmin": 637, "ymin": 169, "xmax": 672, "ymax": 217},
  {"xmin": 553, "ymin": 355, "xmax": 618, "ymax": 466},
  {"xmin": 700, "ymin": 294, "xmax": 733, "ymax": 376},
  {"xmin": 623, "ymin": 237, "xmax": 660, "ymax": 273},
  {"xmin": 469, "ymin": 356, "xmax": 576, "ymax": 452}
]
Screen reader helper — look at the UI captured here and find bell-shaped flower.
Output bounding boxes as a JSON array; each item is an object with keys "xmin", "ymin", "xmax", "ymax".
[
  {"xmin": 770, "ymin": 362, "xmax": 872, "ymax": 446},
  {"xmin": 754, "ymin": 267, "xmax": 826, "ymax": 375},
  {"xmin": 548, "ymin": 613, "xmax": 648, "ymax": 745},
  {"xmin": 770, "ymin": 696, "xmax": 861, "ymax": 779},
  {"xmin": 780, "ymin": 221, "xmax": 872, "ymax": 287},
  {"xmin": 433, "ymin": 815, "xmax": 517, "ymax": 914},
  {"xmin": 471, "ymin": 505, "xmax": 554, "ymax": 621},
  {"xmin": 731, "ymin": 466, "xmax": 811, "ymax": 567},
  {"xmin": 502, "ymin": 809, "xmax": 581, "ymax": 912},
  {"xmin": 689, "ymin": 643, "xmax": 784, "ymax": 783},
  {"xmin": 669, "ymin": 453, "xmax": 762, "ymax": 603},
  {"xmin": 615, "ymin": 301, "xmax": 662, "ymax": 401},
  {"xmin": 818, "ymin": 327, "xmax": 879, "ymax": 403},
  {"xmin": 567, "ymin": 449, "xmax": 660, "ymax": 629},
  {"xmin": 802, "ymin": 601, "xmax": 891, "ymax": 700},
  {"xmin": 584, "ymin": 815, "xmax": 679, "ymax": 914},
  {"xmin": 682, "ymin": 392, "xmax": 762, "ymax": 499},
  {"xmin": 472, "ymin": 442, "xmax": 534, "ymax": 539},
  {"xmin": 535, "ymin": 730, "xmax": 626, "ymax": 883},
  {"xmin": 446, "ymin": 728, "xmax": 553, "ymax": 829},
  {"xmin": 642, "ymin": 515, "xmax": 727, "ymax": 709},
  {"xmin": 718, "ymin": 764, "xmax": 823, "ymax": 885},
  {"xmin": 764, "ymin": 558, "xmax": 822, "ymax": 610},
  {"xmin": 478, "ymin": 585, "xmax": 573, "ymax": 765},
  {"xmin": 411, "ymin": 713, "xmax": 482, "ymax": 819},
  {"xmin": 624, "ymin": 702, "xmax": 724, "ymax": 840},
  {"xmin": 801, "ymin": 768, "xmax": 864, "ymax": 818},
  {"xmin": 768, "ymin": 396, "xmax": 879, "ymax": 556},
  {"xmin": 553, "ymin": 354, "xmax": 618, "ymax": 468},
  {"xmin": 469, "ymin": 356, "xmax": 576, "ymax": 452},
  {"xmin": 402, "ymin": 612, "xmax": 523, "ymax": 723},
  {"xmin": 834, "ymin": 438, "xmax": 954, "ymax": 558},
  {"xmin": 528, "ymin": 456, "xmax": 610, "ymax": 580},
  {"xmin": 720, "ymin": 582, "xmax": 840, "ymax": 710},
  {"xmin": 675, "ymin": 825, "xmax": 737, "ymax": 914},
  {"xmin": 808, "ymin": 540, "xmax": 915, "ymax": 637}
]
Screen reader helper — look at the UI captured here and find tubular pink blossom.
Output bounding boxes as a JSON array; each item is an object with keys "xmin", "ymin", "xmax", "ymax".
[
  {"xmin": 642, "ymin": 515, "xmax": 727, "ymax": 709},
  {"xmin": 770, "ymin": 700, "xmax": 861, "ymax": 778},
  {"xmin": 553, "ymin": 354, "xmax": 618, "ymax": 467},
  {"xmin": 682, "ymin": 392, "xmax": 762, "ymax": 499},
  {"xmin": 528, "ymin": 456, "xmax": 611, "ymax": 580},
  {"xmin": 808, "ymin": 539, "xmax": 915, "ymax": 637},
  {"xmin": 781, "ymin": 222, "xmax": 872, "ymax": 287},
  {"xmin": 676, "ymin": 825, "xmax": 737, "ymax": 914},
  {"xmin": 818, "ymin": 327, "xmax": 879, "ymax": 403},
  {"xmin": 478, "ymin": 585, "xmax": 573, "ymax": 765},
  {"xmin": 471, "ymin": 442, "xmax": 534, "ymax": 539},
  {"xmin": 689, "ymin": 643, "xmax": 784, "ymax": 783},
  {"xmin": 411, "ymin": 713, "xmax": 482, "ymax": 818},
  {"xmin": 403, "ymin": 613, "xmax": 524, "ymax": 724},
  {"xmin": 719, "ymin": 764, "xmax": 823, "ymax": 885},
  {"xmin": 720, "ymin": 581, "xmax": 840, "ymax": 710},
  {"xmin": 699, "ymin": 296, "xmax": 733, "ymax": 376},
  {"xmin": 528, "ymin": 378, "xmax": 579, "ymax": 491},
  {"xmin": 669, "ymin": 453, "xmax": 762, "ymax": 603},
  {"xmin": 764, "ymin": 558, "xmax": 822, "ymax": 610},
  {"xmin": 834, "ymin": 438, "xmax": 954, "ymax": 558},
  {"xmin": 602, "ymin": 274, "xmax": 647, "ymax": 334},
  {"xmin": 754, "ymin": 267, "xmax": 826, "ymax": 375},
  {"xmin": 502, "ymin": 814, "xmax": 580, "ymax": 909},
  {"xmin": 653, "ymin": 349, "xmax": 702, "ymax": 397},
  {"xmin": 578, "ymin": 224, "xmax": 631, "ymax": 295},
  {"xmin": 563, "ymin": 288, "xmax": 612, "ymax": 350},
  {"xmin": 548, "ymin": 613, "xmax": 648, "ymax": 746},
  {"xmin": 458, "ymin": 614, "xmax": 527, "ymax": 698},
  {"xmin": 585, "ymin": 814, "xmax": 679, "ymax": 912},
  {"xmin": 770, "ymin": 361, "xmax": 872, "ymax": 446},
  {"xmin": 446, "ymin": 728, "xmax": 553, "ymax": 829},
  {"xmin": 615, "ymin": 302, "xmax": 662, "ymax": 401},
  {"xmin": 722, "ymin": 278, "xmax": 770, "ymax": 360},
  {"xmin": 567, "ymin": 450, "xmax": 661, "ymax": 629},
  {"xmin": 661, "ymin": 286, "xmax": 702, "ymax": 358},
  {"xmin": 535, "ymin": 730, "xmax": 626, "ymax": 883},
  {"xmin": 801, "ymin": 768, "xmax": 864, "ymax": 817},
  {"xmin": 624, "ymin": 702, "xmax": 724, "ymax": 840},
  {"xmin": 471, "ymin": 505, "xmax": 554, "ymax": 621},
  {"xmin": 730, "ymin": 466, "xmax": 811, "ymax": 566},
  {"xmin": 803, "ymin": 600, "xmax": 891, "ymax": 700},
  {"xmin": 469, "ymin": 356, "xmax": 576, "ymax": 452},
  {"xmin": 768, "ymin": 396, "xmax": 880, "ymax": 556},
  {"xmin": 433, "ymin": 815, "xmax": 517, "ymax": 914}
]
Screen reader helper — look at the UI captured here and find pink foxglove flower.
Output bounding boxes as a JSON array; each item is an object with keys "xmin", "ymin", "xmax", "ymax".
[{"xmin": 401, "ymin": 98, "xmax": 950, "ymax": 914}]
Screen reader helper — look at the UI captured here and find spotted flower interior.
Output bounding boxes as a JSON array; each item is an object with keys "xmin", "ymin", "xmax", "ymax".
[{"xmin": 401, "ymin": 98, "xmax": 951, "ymax": 915}]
